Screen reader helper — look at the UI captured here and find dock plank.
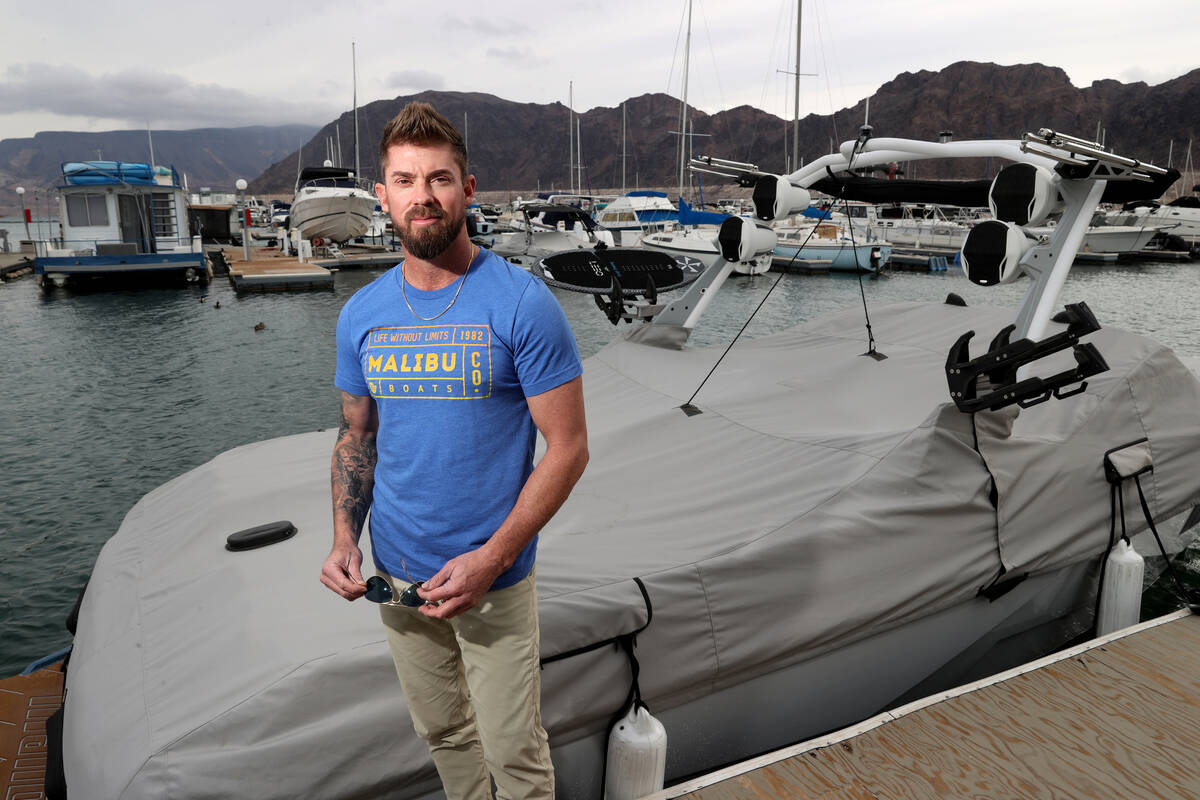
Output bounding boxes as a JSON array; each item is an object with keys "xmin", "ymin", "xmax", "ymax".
[{"xmin": 659, "ymin": 612, "xmax": 1200, "ymax": 800}]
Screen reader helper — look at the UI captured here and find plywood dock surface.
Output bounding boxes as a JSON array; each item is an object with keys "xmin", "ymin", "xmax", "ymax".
[
  {"xmin": 0, "ymin": 663, "xmax": 63, "ymax": 799},
  {"xmin": 224, "ymin": 250, "xmax": 333, "ymax": 291},
  {"xmin": 654, "ymin": 610, "xmax": 1200, "ymax": 800}
]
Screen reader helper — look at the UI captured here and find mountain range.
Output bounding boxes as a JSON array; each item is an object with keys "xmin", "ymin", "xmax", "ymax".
[{"xmin": 3, "ymin": 61, "xmax": 1198, "ymax": 215}]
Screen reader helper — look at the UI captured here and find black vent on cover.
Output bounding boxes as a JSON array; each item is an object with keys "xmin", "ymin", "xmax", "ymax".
[{"xmin": 991, "ymin": 163, "xmax": 1037, "ymax": 225}]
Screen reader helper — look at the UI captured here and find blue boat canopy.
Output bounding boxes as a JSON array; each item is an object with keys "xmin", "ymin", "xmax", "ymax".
[
  {"xmin": 676, "ymin": 199, "xmax": 729, "ymax": 226},
  {"xmin": 61, "ymin": 161, "xmax": 177, "ymax": 188}
]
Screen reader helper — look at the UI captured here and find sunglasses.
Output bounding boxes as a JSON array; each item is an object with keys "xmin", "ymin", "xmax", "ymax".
[{"xmin": 364, "ymin": 575, "xmax": 426, "ymax": 607}]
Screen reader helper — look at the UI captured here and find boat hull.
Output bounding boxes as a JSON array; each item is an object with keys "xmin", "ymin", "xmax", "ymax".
[
  {"xmin": 641, "ymin": 230, "xmax": 772, "ymax": 275},
  {"xmin": 773, "ymin": 239, "xmax": 891, "ymax": 271},
  {"xmin": 289, "ymin": 190, "xmax": 377, "ymax": 243}
]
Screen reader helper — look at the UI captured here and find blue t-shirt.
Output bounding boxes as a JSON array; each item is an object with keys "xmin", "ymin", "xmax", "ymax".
[{"xmin": 335, "ymin": 249, "xmax": 582, "ymax": 590}]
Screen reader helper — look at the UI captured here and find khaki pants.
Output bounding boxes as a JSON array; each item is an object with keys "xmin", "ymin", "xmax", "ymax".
[{"xmin": 379, "ymin": 570, "xmax": 554, "ymax": 800}]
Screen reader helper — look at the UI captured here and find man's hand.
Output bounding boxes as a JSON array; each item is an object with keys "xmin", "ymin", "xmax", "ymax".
[
  {"xmin": 417, "ymin": 547, "xmax": 506, "ymax": 619},
  {"xmin": 321, "ymin": 543, "xmax": 367, "ymax": 600}
]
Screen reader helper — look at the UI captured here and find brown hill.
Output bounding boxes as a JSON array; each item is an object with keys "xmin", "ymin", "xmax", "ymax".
[{"xmin": 252, "ymin": 62, "xmax": 1200, "ymax": 195}]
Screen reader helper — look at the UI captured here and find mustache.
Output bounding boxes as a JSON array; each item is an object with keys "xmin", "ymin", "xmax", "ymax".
[{"xmin": 405, "ymin": 204, "xmax": 445, "ymax": 222}]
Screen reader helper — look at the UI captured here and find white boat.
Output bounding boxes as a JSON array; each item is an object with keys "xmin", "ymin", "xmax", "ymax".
[
  {"xmin": 641, "ymin": 200, "xmax": 771, "ymax": 275},
  {"xmin": 288, "ymin": 165, "xmax": 378, "ymax": 243},
  {"xmin": 1104, "ymin": 195, "xmax": 1200, "ymax": 245},
  {"xmin": 34, "ymin": 161, "xmax": 207, "ymax": 289},
  {"xmin": 51, "ymin": 131, "xmax": 1200, "ymax": 800},
  {"xmin": 477, "ymin": 202, "xmax": 616, "ymax": 269},
  {"xmin": 594, "ymin": 191, "xmax": 679, "ymax": 245},
  {"xmin": 772, "ymin": 219, "xmax": 892, "ymax": 272}
]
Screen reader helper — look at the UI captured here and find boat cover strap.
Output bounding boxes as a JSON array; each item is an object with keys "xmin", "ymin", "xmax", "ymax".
[{"xmin": 539, "ymin": 577, "xmax": 653, "ymax": 667}]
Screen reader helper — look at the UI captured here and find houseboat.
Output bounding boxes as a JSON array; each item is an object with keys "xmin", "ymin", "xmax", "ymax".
[{"xmin": 34, "ymin": 161, "xmax": 208, "ymax": 289}]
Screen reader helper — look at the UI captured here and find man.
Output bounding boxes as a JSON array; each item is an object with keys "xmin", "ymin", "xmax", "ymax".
[{"xmin": 320, "ymin": 102, "xmax": 588, "ymax": 800}]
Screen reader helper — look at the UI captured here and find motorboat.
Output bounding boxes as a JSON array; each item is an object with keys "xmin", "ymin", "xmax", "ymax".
[
  {"xmin": 640, "ymin": 200, "xmax": 772, "ymax": 276},
  {"xmin": 288, "ymin": 164, "xmax": 378, "ymax": 244},
  {"xmin": 51, "ymin": 129, "xmax": 1200, "ymax": 799},
  {"xmin": 34, "ymin": 161, "xmax": 208, "ymax": 289},
  {"xmin": 476, "ymin": 202, "xmax": 616, "ymax": 269},
  {"xmin": 1104, "ymin": 194, "xmax": 1200, "ymax": 246},
  {"xmin": 593, "ymin": 191, "xmax": 679, "ymax": 245}
]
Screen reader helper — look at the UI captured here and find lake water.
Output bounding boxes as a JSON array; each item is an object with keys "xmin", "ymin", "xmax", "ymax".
[{"xmin": 2, "ymin": 257, "xmax": 1199, "ymax": 676}]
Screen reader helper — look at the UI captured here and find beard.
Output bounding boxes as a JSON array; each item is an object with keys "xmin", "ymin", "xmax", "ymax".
[{"xmin": 394, "ymin": 203, "xmax": 466, "ymax": 260}]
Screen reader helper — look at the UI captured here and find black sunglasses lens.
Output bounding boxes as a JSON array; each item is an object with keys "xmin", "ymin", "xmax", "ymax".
[
  {"xmin": 364, "ymin": 576, "xmax": 393, "ymax": 603},
  {"xmin": 399, "ymin": 583, "xmax": 424, "ymax": 607}
]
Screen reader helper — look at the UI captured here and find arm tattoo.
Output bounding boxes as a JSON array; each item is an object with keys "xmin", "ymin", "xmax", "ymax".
[{"xmin": 332, "ymin": 406, "xmax": 378, "ymax": 536}]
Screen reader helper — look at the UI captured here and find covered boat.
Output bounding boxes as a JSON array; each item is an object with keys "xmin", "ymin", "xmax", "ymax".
[{"xmin": 57, "ymin": 130, "xmax": 1200, "ymax": 799}]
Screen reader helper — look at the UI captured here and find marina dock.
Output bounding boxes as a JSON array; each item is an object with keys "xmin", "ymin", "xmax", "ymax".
[
  {"xmin": 652, "ymin": 609, "xmax": 1200, "ymax": 800},
  {"xmin": 213, "ymin": 244, "xmax": 399, "ymax": 292},
  {"xmin": 0, "ymin": 253, "xmax": 33, "ymax": 281}
]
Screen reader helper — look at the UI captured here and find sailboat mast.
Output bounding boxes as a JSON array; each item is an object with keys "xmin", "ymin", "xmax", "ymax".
[
  {"xmin": 353, "ymin": 41, "xmax": 360, "ymax": 179},
  {"xmin": 678, "ymin": 0, "xmax": 692, "ymax": 202},
  {"xmin": 622, "ymin": 102, "xmax": 627, "ymax": 194},
  {"xmin": 569, "ymin": 82, "xmax": 575, "ymax": 195},
  {"xmin": 792, "ymin": 0, "xmax": 802, "ymax": 173}
]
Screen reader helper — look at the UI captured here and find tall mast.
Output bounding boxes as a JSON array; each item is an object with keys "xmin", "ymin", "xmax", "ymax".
[
  {"xmin": 577, "ymin": 117, "xmax": 583, "ymax": 193},
  {"xmin": 678, "ymin": 0, "xmax": 692, "ymax": 202},
  {"xmin": 352, "ymin": 41, "xmax": 360, "ymax": 179},
  {"xmin": 568, "ymin": 81, "xmax": 575, "ymax": 195},
  {"xmin": 792, "ymin": 0, "xmax": 802, "ymax": 172},
  {"xmin": 622, "ymin": 102, "xmax": 627, "ymax": 194}
]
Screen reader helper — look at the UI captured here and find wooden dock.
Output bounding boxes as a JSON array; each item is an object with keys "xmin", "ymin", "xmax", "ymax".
[
  {"xmin": 650, "ymin": 609, "xmax": 1200, "ymax": 800},
  {"xmin": 0, "ymin": 253, "xmax": 33, "ymax": 281},
  {"xmin": 223, "ymin": 250, "xmax": 334, "ymax": 292},
  {"xmin": 0, "ymin": 661, "xmax": 63, "ymax": 798}
]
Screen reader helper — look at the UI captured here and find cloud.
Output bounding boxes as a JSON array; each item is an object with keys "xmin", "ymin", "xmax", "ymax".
[
  {"xmin": 0, "ymin": 63, "xmax": 338, "ymax": 130},
  {"xmin": 386, "ymin": 70, "xmax": 445, "ymax": 91},
  {"xmin": 485, "ymin": 46, "xmax": 538, "ymax": 65},
  {"xmin": 440, "ymin": 14, "xmax": 529, "ymax": 36}
]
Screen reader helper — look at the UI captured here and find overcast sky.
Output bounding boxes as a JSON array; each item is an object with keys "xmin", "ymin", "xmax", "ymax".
[{"xmin": 1, "ymin": 0, "xmax": 1196, "ymax": 141}]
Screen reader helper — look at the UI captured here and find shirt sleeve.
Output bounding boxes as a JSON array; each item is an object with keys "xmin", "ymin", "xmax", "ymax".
[
  {"xmin": 511, "ymin": 278, "xmax": 583, "ymax": 397},
  {"xmin": 334, "ymin": 299, "xmax": 370, "ymax": 396}
]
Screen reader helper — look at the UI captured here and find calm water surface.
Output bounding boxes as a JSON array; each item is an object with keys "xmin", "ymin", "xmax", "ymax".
[{"xmin": 2, "ymin": 259, "xmax": 1199, "ymax": 675}]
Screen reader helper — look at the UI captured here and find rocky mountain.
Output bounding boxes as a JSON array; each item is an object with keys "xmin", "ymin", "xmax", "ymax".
[
  {"xmin": 5, "ymin": 61, "xmax": 1198, "ymax": 213},
  {"xmin": 252, "ymin": 62, "xmax": 1200, "ymax": 195},
  {"xmin": 0, "ymin": 124, "xmax": 318, "ymax": 213}
]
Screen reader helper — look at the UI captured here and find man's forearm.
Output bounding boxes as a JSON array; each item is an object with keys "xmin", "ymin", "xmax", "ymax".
[{"xmin": 331, "ymin": 417, "xmax": 378, "ymax": 543}]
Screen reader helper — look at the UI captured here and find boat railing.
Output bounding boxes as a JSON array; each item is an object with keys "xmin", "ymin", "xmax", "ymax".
[
  {"xmin": 297, "ymin": 177, "xmax": 370, "ymax": 192},
  {"xmin": 35, "ymin": 235, "xmax": 202, "ymax": 258}
]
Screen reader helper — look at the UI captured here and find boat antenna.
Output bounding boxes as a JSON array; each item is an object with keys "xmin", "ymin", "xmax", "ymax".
[{"xmin": 146, "ymin": 122, "xmax": 156, "ymax": 167}]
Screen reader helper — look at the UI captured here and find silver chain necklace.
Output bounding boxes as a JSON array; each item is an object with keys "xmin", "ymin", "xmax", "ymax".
[{"xmin": 401, "ymin": 245, "xmax": 476, "ymax": 321}]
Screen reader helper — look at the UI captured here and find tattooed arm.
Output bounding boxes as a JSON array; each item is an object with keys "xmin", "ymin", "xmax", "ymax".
[{"xmin": 320, "ymin": 390, "xmax": 379, "ymax": 600}]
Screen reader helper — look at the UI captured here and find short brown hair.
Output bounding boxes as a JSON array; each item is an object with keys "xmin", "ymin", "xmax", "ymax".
[{"xmin": 378, "ymin": 102, "xmax": 469, "ymax": 179}]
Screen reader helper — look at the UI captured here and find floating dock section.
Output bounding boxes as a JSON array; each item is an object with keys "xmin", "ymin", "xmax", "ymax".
[{"xmin": 651, "ymin": 609, "xmax": 1200, "ymax": 800}]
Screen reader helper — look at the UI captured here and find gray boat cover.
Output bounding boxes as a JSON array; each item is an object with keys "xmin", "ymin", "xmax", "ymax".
[{"xmin": 64, "ymin": 301, "xmax": 1200, "ymax": 798}]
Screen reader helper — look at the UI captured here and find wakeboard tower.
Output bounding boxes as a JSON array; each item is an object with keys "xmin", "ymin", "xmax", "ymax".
[{"xmin": 568, "ymin": 126, "xmax": 1179, "ymax": 414}]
